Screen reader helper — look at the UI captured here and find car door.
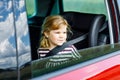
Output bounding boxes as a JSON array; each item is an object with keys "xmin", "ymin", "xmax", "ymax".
[{"xmin": 30, "ymin": 0, "xmax": 120, "ymax": 79}]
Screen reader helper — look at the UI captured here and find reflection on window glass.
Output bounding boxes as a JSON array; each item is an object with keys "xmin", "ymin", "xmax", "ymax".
[
  {"xmin": 63, "ymin": 0, "xmax": 107, "ymax": 16},
  {"xmin": 13, "ymin": 0, "xmax": 31, "ymax": 67},
  {"xmin": 32, "ymin": 43, "xmax": 120, "ymax": 78},
  {"xmin": 25, "ymin": 0, "xmax": 36, "ymax": 18},
  {"xmin": 0, "ymin": 0, "xmax": 17, "ymax": 70}
]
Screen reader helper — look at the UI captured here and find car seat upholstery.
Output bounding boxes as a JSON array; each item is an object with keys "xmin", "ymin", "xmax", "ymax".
[
  {"xmin": 29, "ymin": 17, "xmax": 44, "ymax": 60},
  {"xmin": 60, "ymin": 11, "xmax": 106, "ymax": 50}
]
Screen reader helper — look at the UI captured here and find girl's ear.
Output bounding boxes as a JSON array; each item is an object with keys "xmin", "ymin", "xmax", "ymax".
[{"xmin": 44, "ymin": 32, "xmax": 49, "ymax": 38}]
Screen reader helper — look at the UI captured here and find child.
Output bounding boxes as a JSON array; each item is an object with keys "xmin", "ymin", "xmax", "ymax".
[{"xmin": 37, "ymin": 15, "xmax": 81, "ymax": 67}]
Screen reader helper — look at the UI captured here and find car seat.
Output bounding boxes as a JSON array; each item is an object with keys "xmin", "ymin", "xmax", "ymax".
[{"xmin": 60, "ymin": 11, "xmax": 107, "ymax": 50}]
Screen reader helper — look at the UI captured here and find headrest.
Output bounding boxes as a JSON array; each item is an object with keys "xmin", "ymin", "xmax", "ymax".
[{"xmin": 60, "ymin": 11, "xmax": 106, "ymax": 32}]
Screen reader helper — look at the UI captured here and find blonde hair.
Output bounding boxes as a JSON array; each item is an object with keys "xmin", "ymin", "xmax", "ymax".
[{"xmin": 40, "ymin": 15, "xmax": 71, "ymax": 48}]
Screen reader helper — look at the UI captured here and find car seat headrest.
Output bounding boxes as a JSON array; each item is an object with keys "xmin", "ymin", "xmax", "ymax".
[
  {"xmin": 60, "ymin": 11, "xmax": 106, "ymax": 47},
  {"xmin": 61, "ymin": 11, "xmax": 106, "ymax": 33}
]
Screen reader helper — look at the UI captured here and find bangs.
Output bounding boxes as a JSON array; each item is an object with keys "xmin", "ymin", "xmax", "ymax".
[{"xmin": 50, "ymin": 18, "xmax": 68, "ymax": 30}]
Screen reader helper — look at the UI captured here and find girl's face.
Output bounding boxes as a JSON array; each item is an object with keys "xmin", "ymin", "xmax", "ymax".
[{"xmin": 45, "ymin": 24, "xmax": 67, "ymax": 49}]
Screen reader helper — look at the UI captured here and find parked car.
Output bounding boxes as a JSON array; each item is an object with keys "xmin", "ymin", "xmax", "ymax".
[{"xmin": 0, "ymin": 0, "xmax": 120, "ymax": 80}]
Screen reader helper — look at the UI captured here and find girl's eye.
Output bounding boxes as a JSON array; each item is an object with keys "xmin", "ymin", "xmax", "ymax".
[
  {"xmin": 64, "ymin": 32, "xmax": 67, "ymax": 34},
  {"xmin": 54, "ymin": 31, "xmax": 67, "ymax": 34},
  {"xmin": 55, "ymin": 32, "xmax": 60, "ymax": 34}
]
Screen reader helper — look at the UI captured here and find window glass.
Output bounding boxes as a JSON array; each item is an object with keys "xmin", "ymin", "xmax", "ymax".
[
  {"xmin": 14, "ymin": 0, "xmax": 31, "ymax": 68},
  {"xmin": 13, "ymin": 0, "xmax": 32, "ymax": 79},
  {"xmin": 25, "ymin": 0, "xmax": 36, "ymax": 18},
  {"xmin": 63, "ymin": 0, "xmax": 107, "ymax": 16},
  {"xmin": 0, "ymin": 0, "xmax": 17, "ymax": 79},
  {"xmin": 31, "ymin": 43, "xmax": 120, "ymax": 78},
  {"xmin": 0, "ymin": 0, "xmax": 17, "ymax": 70}
]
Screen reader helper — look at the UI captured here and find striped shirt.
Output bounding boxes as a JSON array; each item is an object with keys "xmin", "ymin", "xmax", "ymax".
[{"xmin": 37, "ymin": 45, "xmax": 81, "ymax": 68}]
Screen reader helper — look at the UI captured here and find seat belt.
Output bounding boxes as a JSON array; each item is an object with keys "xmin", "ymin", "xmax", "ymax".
[{"xmin": 45, "ymin": 33, "xmax": 88, "ymax": 57}]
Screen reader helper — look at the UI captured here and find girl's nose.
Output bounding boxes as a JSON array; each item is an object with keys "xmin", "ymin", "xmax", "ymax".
[{"xmin": 59, "ymin": 33, "xmax": 66, "ymax": 38}]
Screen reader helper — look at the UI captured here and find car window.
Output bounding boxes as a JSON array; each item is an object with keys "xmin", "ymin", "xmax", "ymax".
[
  {"xmin": 31, "ymin": 43, "xmax": 120, "ymax": 79},
  {"xmin": 0, "ymin": 0, "xmax": 18, "ymax": 79},
  {"xmin": 63, "ymin": 0, "xmax": 108, "ymax": 18},
  {"xmin": 29, "ymin": 0, "xmax": 120, "ymax": 79},
  {"xmin": 25, "ymin": 0, "xmax": 36, "ymax": 18},
  {"xmin": 0, "ymin": 0, "xmax": 32, "ymax": 79},
  {"xmin": 13, "ymin": 0, "xmax": 32, "ymax": 79}
]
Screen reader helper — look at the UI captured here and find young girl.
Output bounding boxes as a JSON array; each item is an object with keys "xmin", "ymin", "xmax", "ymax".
[{"xmin": 37, "ymin": 15, "xmax": 81, "ymax": 67}]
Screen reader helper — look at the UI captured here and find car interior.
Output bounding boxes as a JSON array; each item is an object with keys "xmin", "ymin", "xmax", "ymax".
[
  {"xmin": 60, "ymin": 11, "xmax": 108, "ymax": 49},
  {"xmin": 28, "ymin": 0, "xmax": 110, "ymax": 60}
]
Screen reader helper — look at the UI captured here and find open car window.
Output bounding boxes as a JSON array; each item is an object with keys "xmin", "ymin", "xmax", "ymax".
[{"xmin": 30, "ymin": 0, "xmax": 120, "ymax": 79}]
